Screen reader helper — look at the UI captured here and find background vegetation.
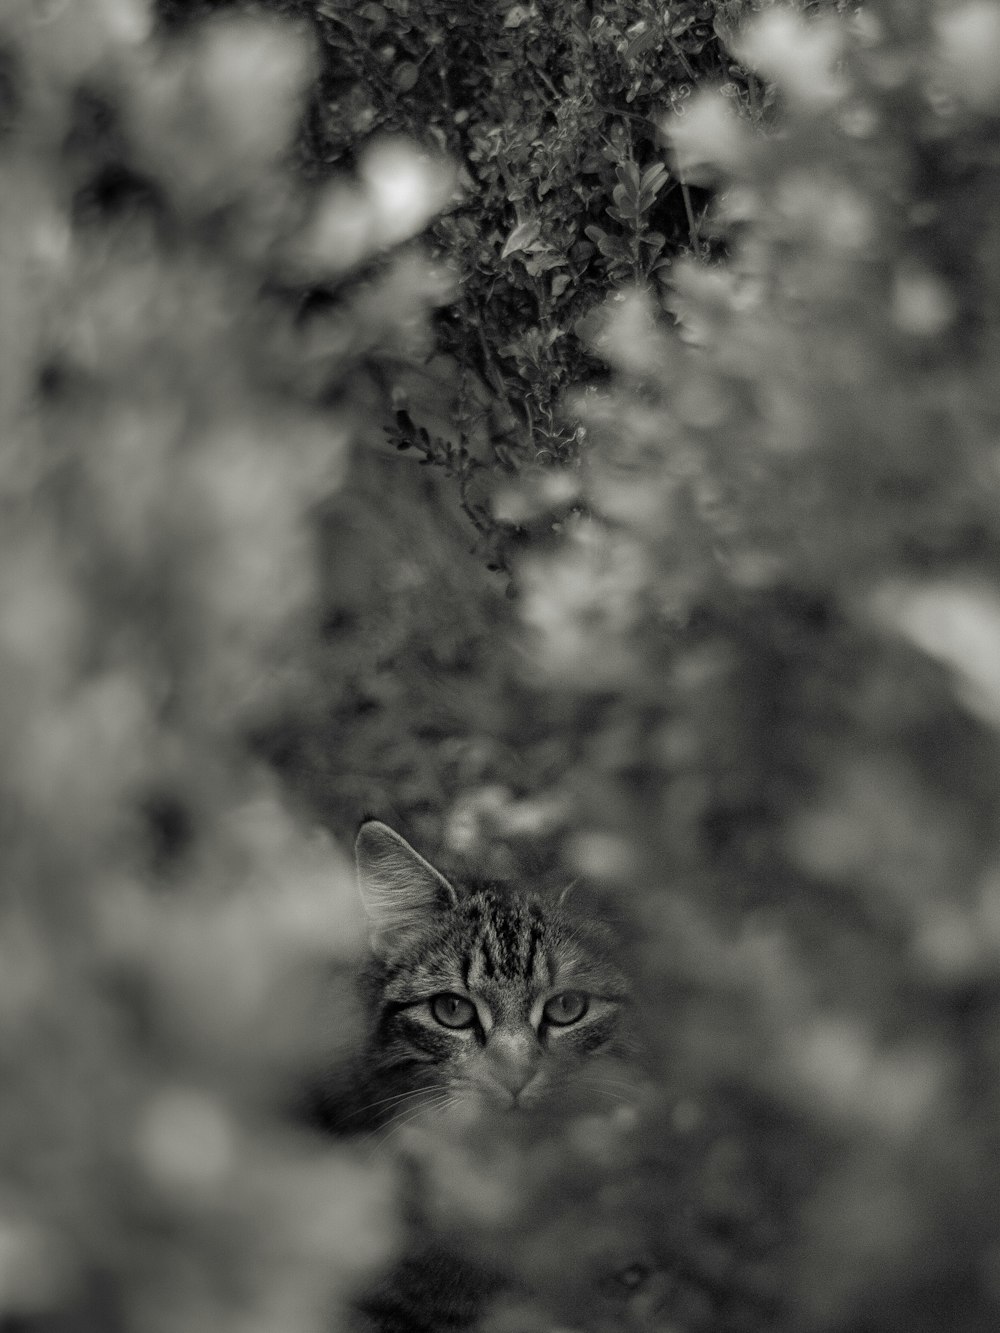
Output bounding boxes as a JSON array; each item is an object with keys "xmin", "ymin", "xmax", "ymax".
[{"xmin": 3, "ymin": 0, "xmax": 1000, "ymax": 1331}]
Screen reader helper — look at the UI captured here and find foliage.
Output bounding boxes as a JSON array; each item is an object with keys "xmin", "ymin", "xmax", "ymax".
[
  {"xmin": 169, "ymin": 0, "xmax": 758, "ymax": 567},
  {"xmin": 280, "ymin": 0, "xmax": 865, "ymax": 569},
  {"xmin": 0, "ymin": 4, "xmax": 445, "ymax": 1331},
  {"xmin": 495, "ymin": 2, "xmax": 1000, "ymax": 1329},
  {"xmin": 7, "ymin": 0, "xmax": 1000, "ymax": 1332}
]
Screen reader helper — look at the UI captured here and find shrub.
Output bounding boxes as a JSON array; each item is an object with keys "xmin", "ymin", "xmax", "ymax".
[
  {"xmin": 276, "ymin": 0, "xmax": 857, "ymax": 569},
  {"xmin": 8, "ymin": 1, "xmax": 1000, "ymax": 1332},
  {"xmin": 0, "ymin": 4, "xmax": 445, "ymax": 1330},
  {"xmin": 502, "ymin": 2, "xmax": 1000, "ymax": 1328}
]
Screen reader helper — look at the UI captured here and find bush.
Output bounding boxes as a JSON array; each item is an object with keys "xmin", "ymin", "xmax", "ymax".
[
  {"xmin": 162, "ymin": 0, "xmax": 755, "ymax": 570},
  {"xmin": 501, "ymin": 2, "xmax": 1000, "ymax": 1328},
  {"xmin": 0, "ymin": 4, "xmax": 444, "ymax": 1330},
  {"xmin": 276, "ymin": 0, "xmax": 859, "ymax": 570},
  {"xmin": 6, "ymin": 1, "xmax": 1000, "ymax": 1332}
]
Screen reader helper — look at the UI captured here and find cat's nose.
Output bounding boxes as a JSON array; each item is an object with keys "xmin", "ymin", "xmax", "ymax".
[{"xmin": 487, "ymin": 1031, "xmax": 541, "ymax": 1102}]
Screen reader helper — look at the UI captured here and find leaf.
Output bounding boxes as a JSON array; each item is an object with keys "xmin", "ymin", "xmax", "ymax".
[
  {"xmin": 501, "ymin": 217, "xmax": 541, "ymax": 259},
  {"xmin": 503, "ymin": 4, "xmax": 534, "ymax": 28},
  {"xmin": 611, "ymin": 189, "xmax": 643, "ymax": 230},
  {"xmin": 638, "ymin": 162, "xmax": 669, "ymax": 207},
  {"xmin": 625, "ymin": 26, "xmax": 660, "ymax": 60},
  {"xmin": 393, "ymin": 61, "xmax": 419, "ymax": 91},
  {"xmin": 551, "ymin": 272, "xmax": 571, "ymax": 299},
  {"xmin": 616, "ymin": 159, "xmax": 642, "ymax": 197},
  {"xmin": 524, "ymin": 251, "xmax": 566, "ymax": 276},
  {"xmin": 358, "ymin": 2, "xmax": 388, "ymax": 29},
  {"xmin": 586, "ymin": 226, "xmax": 632, "ymax": 264},
  {"xmin": 612, "ymin": 183, "xmax": 632, "ymax": 214}
]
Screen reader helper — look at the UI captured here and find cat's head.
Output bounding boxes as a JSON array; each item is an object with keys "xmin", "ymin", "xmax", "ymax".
[{"xmin": 355, "ymin": 820, "xmax": 632, "ymax": 1119}]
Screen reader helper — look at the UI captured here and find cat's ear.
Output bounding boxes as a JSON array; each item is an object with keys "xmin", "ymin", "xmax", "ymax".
[{"xmin": 354, "ymin": 821, "xmax": 457, "ymax": 951}]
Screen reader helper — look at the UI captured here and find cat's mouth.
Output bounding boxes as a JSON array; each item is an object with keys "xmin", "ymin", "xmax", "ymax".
[{"xmin": 473, "ymin": 1071, "xmax": 549, "ymax": 1113}]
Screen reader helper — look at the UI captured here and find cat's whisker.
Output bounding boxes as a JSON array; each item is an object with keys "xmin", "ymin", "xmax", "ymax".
[
  {"xmin": 584, "ymin": 1077, "xmax": 641, "ymax": 1096},
  {"xmin": 585, "ymin": 1077, "xmax": 635, "ymax": 1096},
  {"xmin": 384, "ymin": 1092, "xmax": 452, "ymax": 1129},
  {"xmin": 356, "ymin": 1090, "xmax": 449, "ymax": 1150},
  {"xmin": 581, "ymin": 1091, "xmax": 630, "ymax": 1108},
  {"xmin": 372, "ymin": 1093, "xmax": 457, "ymax": 1157},
  {"xmin": 575, "ymin": 1077, "xmax": 638, "ymax": 1108},
  {"xmin": 354, "ymin": 1084, "xmax": 450, "ymax": 1118}
]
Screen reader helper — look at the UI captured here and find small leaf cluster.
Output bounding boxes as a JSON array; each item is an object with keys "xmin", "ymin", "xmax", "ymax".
[{"xmin": 585, "ymin": 158, "xmax": 672, "ymax": 284}]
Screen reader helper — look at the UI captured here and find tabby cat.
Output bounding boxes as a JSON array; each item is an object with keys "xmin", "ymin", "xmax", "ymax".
[
  {"xmin": 350, "ymin": 819, "xmax": 633, "ymax": 1132},
  {"xmin": 340, "ymin": 820, "xmax": 640, "ymax": 1333}
]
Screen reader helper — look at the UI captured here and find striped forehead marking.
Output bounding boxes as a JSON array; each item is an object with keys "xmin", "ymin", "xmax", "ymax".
[{"xmin": 465, "ymin": 892, "xmax": 549, "ymax": 985}]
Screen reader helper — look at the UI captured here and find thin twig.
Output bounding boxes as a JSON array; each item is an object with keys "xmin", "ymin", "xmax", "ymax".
[
  {"xmin": 679, "ymin": 174, "xmax": 700, "ymax": 249},
  {"xmin": 665, "ymin": 33, "xmax": 697, "ymax": 83}
]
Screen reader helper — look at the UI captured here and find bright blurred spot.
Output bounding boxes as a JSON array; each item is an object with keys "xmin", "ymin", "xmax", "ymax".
[
  {"xmin": 917, "ymin": 871, "xmax": 1000, "ymax": 976},
  {"xmin": 664, "ymin": 90, "xmax": 748, "ymax": 184},
  {"xmin": 937, "ymin": 1, "xmax": 1000, "ymax": 109},
  {"xmin": 198, "ymin": 17, "xmax": 315, "ymax": 164},
  {"xmin": 492, "ymin": 469, "xmax": 580, "ymax": 524},
  {"xmin": 520, "ymin": 522, "xmax": 645, "ymax": 684},
  {"xmin": 597, "ymin": 288, "xmax": 672, "ymax": 377},
  {"xmin": 774, "ymin": 173, "xmax": 875, "ymax": 251},
  {"xmin": 359, "ymin": 139, "xmax": 456, "ymax": 248},
  {"xmin": 786, "ymin": 755, "xmax": 955, "ymax": 904},
  {"xmin": 96, "ymin": 0, "xmax": 151, "ymax": 45},
  {"xmin": 139, "ymin": 1089, "xmax": 235, "ymax": 1192},
  {"xmin": 738, "ymin": 9, "xmax": 847, "ymax": 109},
  {"xmin": 789, "ymin": 1020, "xmax": 943, "ymax": 1132},
  {"xmin": 821, "ymin": 186, "xmax": 875, "ymax": 250},
  {"xmin": 291, "ymin": 184, "xmax": 374, "ymax": 276},
  {"xmin": 225, "ymin": 792, "xmax": 366, "ymax": 958},
  {"xmin": 892, "ymin": 265, "xmax": 956, "ymax": 336},
  {"xmin": 567, "ymin": 831, "xmax": 637, "ymax": 882},
  {"xmin": 874, "ymin": 580, "xmax": 1000, "ymax": 726}
]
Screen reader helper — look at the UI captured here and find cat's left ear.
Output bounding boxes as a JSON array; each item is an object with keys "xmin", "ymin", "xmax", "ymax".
[{"xmin": 354, "ymin": 821, "xmax": 458, "ymax": 952}]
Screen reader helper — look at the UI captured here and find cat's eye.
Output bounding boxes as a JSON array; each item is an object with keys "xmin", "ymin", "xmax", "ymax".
[
  {"xmin": 542, "ymin": 990, "xmax": 588, "ymax": 1026},
  {"xmin": 429, "ymin": 993, "xmax": 477, "ymax": 1029}
]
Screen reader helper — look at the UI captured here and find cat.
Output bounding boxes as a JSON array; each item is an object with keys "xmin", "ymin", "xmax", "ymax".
[
  {"xmin": 349, "ymin": 819, "xmax": 634, "ymax": 1131},
  {"xmin": 335, "ymin": 820, "xmax": 642, "ymax": 1333}
]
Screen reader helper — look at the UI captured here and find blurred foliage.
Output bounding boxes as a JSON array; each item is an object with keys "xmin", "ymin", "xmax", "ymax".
[
  {"xmin": 0, "ymin": 2, "xmax": 443, "ymax": 1330},
  {"xmin": 159, "ymin": 0, "xmax": 858, "ymax": 568},
  {"xmin": 496, "ymin": 2, "xmax": 1000, "ymax": 1330},
  {"xmin": 6, "ymin": 0, "xmax": 1000, "ymax": 1332}
]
